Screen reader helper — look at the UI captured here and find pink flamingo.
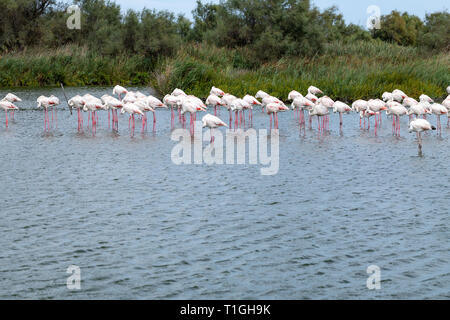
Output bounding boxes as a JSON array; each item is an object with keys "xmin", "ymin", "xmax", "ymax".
[
  {"xmin": 0, "ymin": 99, "xmax": 18, "ymax": 128},
  {"xmin": 266, "ymin": 103, "xmax": 288, "ymax": 129},
  {"xmin": 202, "ymin": 113, "xmax": 228, "ymax": 143}
]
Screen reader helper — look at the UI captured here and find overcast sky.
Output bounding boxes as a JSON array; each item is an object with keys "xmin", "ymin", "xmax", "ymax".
[{"xmin": 107, "ymin": 0, "xmax": 448, "ymax": 26}]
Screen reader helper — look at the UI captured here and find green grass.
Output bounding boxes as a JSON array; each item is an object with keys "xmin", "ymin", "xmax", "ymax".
[
  {"xmin": 151, "ymin": 41, "xmax": 450, "ymax": 101},
  {"xmin": 1, "ymin": 42, "xmax": 449, "ymax": 102},
  {"xmin": 0, "ymin": 45, "xmax": 153, "ymax": 87}
]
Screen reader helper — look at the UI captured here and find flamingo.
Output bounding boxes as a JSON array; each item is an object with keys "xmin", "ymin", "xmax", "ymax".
[
  {"xmin": 255, "ymin": 90, "xmax": 270, "ymax": 100},
  {"xmin": 308, "ymin": 103, "xmax": 329, "ymax": 132},
  {"xmin": 292, "ymin": 96, "xmax": 314, "ymax": 127},
  {"xmin": 171, "ymin": 88, "xmax": 187, "ymax": 97},
  {"xmin": 288, "ymin": 90, "xmax": 303, "ymax": 101},
  {"xmin": 82, "ymin": 94, "xmax": 102, "ymax": 128},
  {"xmin": 222, "ymin": 94, "xmax": 238, "ymax": 127},
  {"xmin": 206, "ymin": 94, "xmax": 224, "ymax": 116},
  {"xmin": 146, "ymin": 95, "xmax": 166, "ymax": 132},
  {"xmin": 0, "ymin": 99, "xmax": 18, "ymax": 128},
  {"xmin": 113, "ymin": 85, "xmax": 128, "ymax": 101},
  {"xmin": 332, "ymin": 101, "xmax": 351, "ymax": 132},
  {"xmin": 69, "ymin": 95, "xmax": 86, "ymax": 131},
  {"xmin": 409, "ymin": 119, "xmax": 436, "ymax": 155},
  {"xmin": 392, "ymin": 89, "xmax": 407, "ymax": 103},
  {"xmin": 367, "ymin": 99, "xmax": 387, "ymax": 125},
  {"xmin": 3, "ymin": 93, "xmax": 21, "ymax": 121},
  {"xmin": 230, "ymin": 98, "xmax": 245, "ymax": 129},
  {"xmin": 210, "ymin": 86, "xmax": 225, "ymax": 97},
  {"xmin": 255, "ymin": 90, "xmax": 270, "ymax": 112},
  {"xmin": 112, "ymin": 85, "xmax": 128, "ymax": 129},
  {"xmin": 202, "ymin": 113, "xmax": 228, "ymax": 142},
  {"xmin": 419, "ymin": 94, "xmax": 433, "ymax": 104},
  {"xmin": 382, "ymin": 92, "xmax": 393, "ymax": 102},
  {"xmin": 402, "ymin": 97, "xmax": 419, "ymax": 121},
  {"xmin": 243, "ymin": 94, "xmax": 261, "ymax": 123},
  {"xmin": 317, "ymin": 96, "xmax": 334, "ymax": 130},
  {"xmin": 359, "ymin": 109, "xmax": 376, "ymax": 130},
  {"xmin": 121, "ymin": 103, "xmax": 144, "ymax": 136},
  {"xmin": 352, "ymin": 100, "xmax": 368, "ymax": 128},
  {"xmin": 386, "ymin": 102, "xmax": 408, "ymax": 136},
  {"xmin": 179, "ymin": 97, "xmax": 206, "ymax": 135},
  {"xmin": 83, "ymin": 100, "xmax": 104, "ymax": 134},
  {"xmin": 37, "ymin": 96, "xmax": 55, "ymax": 131},
  {"xmin": 102, "ymin": 95, "xmax": 123, "ymax": 131},
  {"xmin": 307, "ymin": 86, "xmax": 323, "ymax": 96},
  {"xmin": 266, "ymin": 103, "xmax": 288, "ymax": 129},
  {"xmin": 134, "ymin": 99, "xmax": 155, "ymax": 133},
  {"xmin": 442, "ymin": 97, "xmax": 450, "ymax": 127},
  {"xmin": 430, "ymin": 103, "xmax": 448, "ymax": 133},
  {"xmin": 164, "ymin": 94, "xmax": 181, "ymax": 127},
  {"xmin": 408, "ymin": 102, "xmax": 432, "ymax": 120}
]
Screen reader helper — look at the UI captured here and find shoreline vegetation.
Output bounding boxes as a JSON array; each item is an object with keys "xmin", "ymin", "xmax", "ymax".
[
  {"xmin": 1, "ymin": 42, "xmax": 448, "ymax": 102},
  {"xmin": 0, "ymin": 0, "xmax": 449, "ymax": 101}
]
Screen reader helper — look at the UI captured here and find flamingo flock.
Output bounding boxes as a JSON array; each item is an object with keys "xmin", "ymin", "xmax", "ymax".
[{"xmin": 1, "ymin": 84, "xmax": 450, "ymax": 154}]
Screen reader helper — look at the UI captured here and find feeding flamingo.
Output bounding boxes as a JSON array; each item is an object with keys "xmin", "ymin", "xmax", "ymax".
[
  {"xmin": 37, "ymin": 96, "xmax": 59, "ymax": 131},
  {"xmin": 164, "ymin": 94, "xmax": 181, "ymax": 127},
  {"xmin": 442, "ymin": 97, "xmax": 450, "ymax": 127},
  {"xmin": 121, "ymin": 103, "xmax": 144, "ymax": 136},
  {"xmin": 222, "ymin": 94, "xmax": 238, "ymax": 127},
  {"xmin": 292, "ymin": 96, "xmax": 314, "ymax": 127},
  {"xmin": 352, "ymin": 100, "xmax": 368, "ymax": 128},
  {"xmin": 210, "ymin": 86, "xmax": 225, "ymax": 97},
  {"xmin": 3, "ymin": 93, "xmax": 21, "ymax": 121},
  {"xmin": 69, "ymin": 95, "xmax": 86, "ymax": 131},
  {"xmin": 243, "ymin": 94, "xmax": 261, "ymax": 123},
  {"xmin": 206, "ymin": 94, "xmax": 224, "ymax": 116},
  {"xmin": 308, "ymin": 103, "xmax": 329, "ymax": 132},
  {"xmin": 367, "ymin": 99, "xmax": 387, "ymax": 125},
  {"xmin": 202, "ymin": 113, "xmax": 228, "ymax": 143},
  {"xmin": 102, "ymin": 95, "xmax": 123, "ymax": 131},
  {"xmin": 179, "ymin": 97, "xmax": 206, "ymax": 135},
  {"xmin": 0, "ymin": 99, "xmax": 18, "ymax": 128},
  {"xmin": 145, "ymin": 95, "xmax": 166, "ymax": 132},
  {"xmin": 230, "ymin": 98, "xmax": 245, "ymax": 129},
  {"xmin": 407, "ymin": 102, "xmax": 432, "ymax": 120},
  {"xmin": 332, "ymin": 101, "xmax": 351, "ymax": 132},
  {"xmin": 360, "ymin": 109, "xmax": 377, "ymax": 130},
  {"xmin": 386, "ymin": 102, "xmax": 408, "ymax": 136},
  {"xmin": 409, "ymin": 119, "xmax": 436, "ymax": 155},
  {"xmin": 317, "ymin": 96, "xmax": 334, "ymax": 130},
  {"xmin": 430, "ymin": 103, "xmax": 448, "ymax": 134},
  {"xmin": 266, "ymin": 103, "xmax": 288, "ymax": 130}
]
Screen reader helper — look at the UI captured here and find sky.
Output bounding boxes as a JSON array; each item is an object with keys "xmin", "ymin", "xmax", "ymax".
[{"xmin": 110, "ymin": 0, "xmax": 448, "ymax": 26}]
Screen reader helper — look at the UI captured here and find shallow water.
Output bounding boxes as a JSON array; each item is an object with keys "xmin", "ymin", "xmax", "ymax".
[{"xmin": 0, "ymin": 87, "xmax": 449, "ymax": 299}]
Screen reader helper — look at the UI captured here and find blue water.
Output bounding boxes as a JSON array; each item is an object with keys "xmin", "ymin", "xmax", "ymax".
[{"xmin": 0, "ymin": 87, "xmax": 448, "ymax": 299}]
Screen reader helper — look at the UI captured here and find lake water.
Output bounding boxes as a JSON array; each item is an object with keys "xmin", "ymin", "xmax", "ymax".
[{"xmin": 0, "ymin": 87, "xmax": 448, "ymax": 299}]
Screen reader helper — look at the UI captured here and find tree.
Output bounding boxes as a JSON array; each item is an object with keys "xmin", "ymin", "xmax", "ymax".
[
  {"xmin": 372, "ymin": 11, "xmax": 423, "ymax": 46},
  {"xmin": 418, "ymin": 12, "xmax": 450, "ymax": 51}
]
